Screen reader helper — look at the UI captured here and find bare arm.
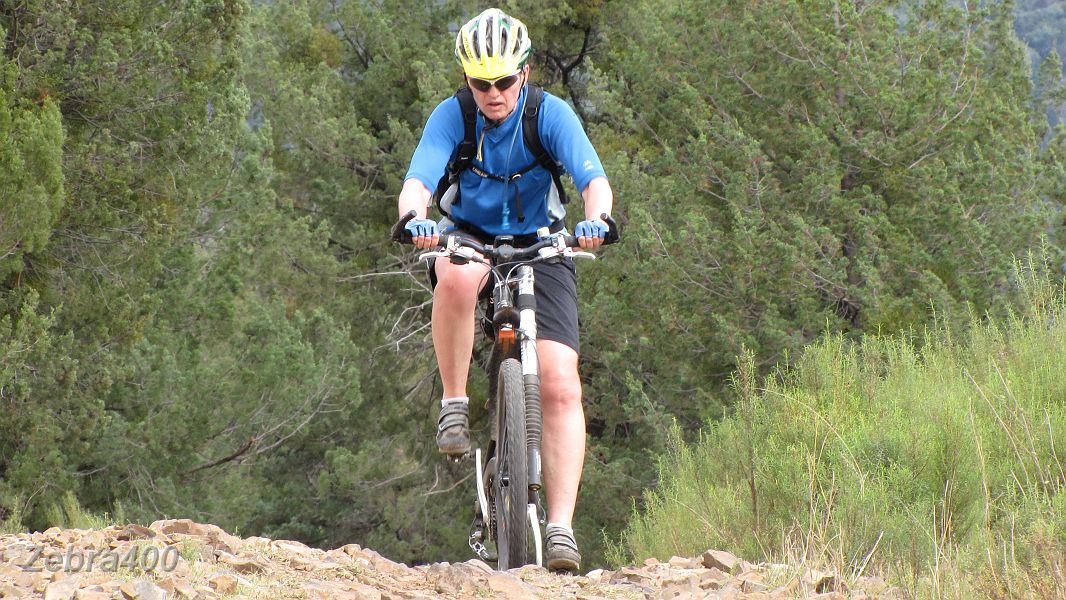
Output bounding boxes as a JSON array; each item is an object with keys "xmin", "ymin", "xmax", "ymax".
[{"xmin": 398, "ymin": 178, "xmax": 433, "ymax": 219}]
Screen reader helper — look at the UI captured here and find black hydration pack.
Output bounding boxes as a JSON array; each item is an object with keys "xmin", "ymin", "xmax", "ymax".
[{"xmin": 432, "ymin": 85, "xmax": 570, "ymax": 224}]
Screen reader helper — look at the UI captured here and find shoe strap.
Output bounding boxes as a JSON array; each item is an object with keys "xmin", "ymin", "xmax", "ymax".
[
  {"xmin": 545, "ymin": 528, "xmax": 578, "ymax": 552},
  {"xmin": 437, "ymin": 402, "xmax": 469, "ymax": 432}
]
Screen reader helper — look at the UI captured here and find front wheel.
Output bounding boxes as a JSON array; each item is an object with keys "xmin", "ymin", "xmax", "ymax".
[{"xmin": 494, "ymin": 357, "xmax": 528, "ymax": 569}]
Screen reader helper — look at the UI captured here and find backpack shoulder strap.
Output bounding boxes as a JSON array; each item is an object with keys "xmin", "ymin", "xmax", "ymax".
[
  {"xmin": 521, "ymin": 85, "xmax": 570, "ymax": 204},
  {"xmin": 521, "ymin": 86, "xmax": 547, "ymax": 165},
  {"xmin": 456, "ymin": 86, "xmax": 478, "ymax": 152},
  {"xmin": 433, "ymin": 87, "xmax": 479, "ymax": 213}
]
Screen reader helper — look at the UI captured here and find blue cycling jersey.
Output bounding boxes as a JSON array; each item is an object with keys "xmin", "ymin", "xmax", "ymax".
[{"xmin": 405, "ymin": 86, "xmax": 607, "ymax": 237}]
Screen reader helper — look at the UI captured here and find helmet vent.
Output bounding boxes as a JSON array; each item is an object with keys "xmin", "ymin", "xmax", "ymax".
[{"xmin": 455, "ymin": 8, "xmax": 531, "ymax": 79}]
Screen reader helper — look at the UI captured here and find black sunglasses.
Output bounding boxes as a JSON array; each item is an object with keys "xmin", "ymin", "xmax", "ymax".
[{"xmin": 467, "ymin": 71, "xmax": 522, "ymax": 93}]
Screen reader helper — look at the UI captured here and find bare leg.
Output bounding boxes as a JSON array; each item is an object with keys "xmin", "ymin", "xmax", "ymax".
[
  {"xmin": 537, "ymin": 339, "xmax": 585, "ymax": 526},
  {"xmin": 432, "ymin": 258, "xmax": 489, "ymax": 399}
]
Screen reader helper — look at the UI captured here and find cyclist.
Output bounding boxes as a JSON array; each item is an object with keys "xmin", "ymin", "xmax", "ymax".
[{"xmin": 396, "ymin": 8, "xmax": 613, "ymax": 573}]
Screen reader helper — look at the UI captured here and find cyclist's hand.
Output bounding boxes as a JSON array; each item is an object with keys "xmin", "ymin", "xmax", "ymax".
[
  {"xmin": 575, "ymin": 218, "xmax": 609, "ymax": 250},
  {"xmin": 405, "ymin": 218, "xmax": 440, "ymax": 249}
]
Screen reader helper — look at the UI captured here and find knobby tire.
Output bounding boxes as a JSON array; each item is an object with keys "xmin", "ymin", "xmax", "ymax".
[{"xmin": 495, "ymin": 357, "xmax": 528, "ymax": 569}]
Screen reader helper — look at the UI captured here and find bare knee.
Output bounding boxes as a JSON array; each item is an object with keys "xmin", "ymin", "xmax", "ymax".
[
  {"xmin": 434, "ymin": 262, "xmax": 486, "ymax": 307},
  {"xmin": 539, "ymin": 354, "xmax": 582, "ymax": 409}
]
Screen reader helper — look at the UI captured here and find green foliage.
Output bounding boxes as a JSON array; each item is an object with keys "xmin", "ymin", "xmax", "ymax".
[
  {"xmin": 1, "ymin": 0, "xmax": 258, "ymax": 531},
  {"xmin": 579, "ymin": 0, "xmax": 1061, "ymax": 489},
  {"xmin": 1015, "ymin": 0, "xmax": 1066, "ymax": 63},
  {"xmin": 613, "ymin": 260, "xmax": 1065, "ymax": 597},
  {"xmin": 1015, "ymin": 0, "xmax": 1066, "ymax": 128},
  {"xmin": 0, "ymin": 495, "xmax": 24, "ymax": 534},
  {"xmin": 0, "ymin": 288, "xmax": 93, "ymax": 524},
  {"xmin": 46, "ymin": 491, "xmax": 124, "ymax": 530},
  {"xmin": 0, "ymin": 51, "xmax": 65, "ymax": 282}
]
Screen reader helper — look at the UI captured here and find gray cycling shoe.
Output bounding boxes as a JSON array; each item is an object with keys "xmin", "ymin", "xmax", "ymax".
[
  {"xmin": 545, "ymin": 525, "xmax": 581, "ymax": 573},
  {"xmin": 436, "ymin": 401, "xmax": 471, "ymax": 456}
]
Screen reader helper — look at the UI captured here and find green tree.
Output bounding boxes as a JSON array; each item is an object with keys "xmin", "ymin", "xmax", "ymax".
[
  {"xmin": 0, "ymin": 47, "xmax": 64, "ymax": 284},
  {"xmin": 561, "ymin": 0, "xmax": 1066, "ymax": 562},
  {"xmin": 0, "ymin": 21, "xmax": 77, "ymax": 524},
  {"xmin": 1014, "ymin": 0, "xmax": 1066, "ymax": 126},
  {"xmin": 581, "ymin": 0, "xmax": 1059, "ymax": 427},
  {"xmin": 0, "ymin": 289, "xmax": 85, "ymax": 524},
  {"xmin": 0, "ymin": 0, "xmax": 253, "ymax": 527},
  {"xmin": 1015, "ymin": 0, "xmax": 1066, "ymax": 62},
  {"xmin": 230, "ymin": 0, "xmax": 451, "ymax": 561}
]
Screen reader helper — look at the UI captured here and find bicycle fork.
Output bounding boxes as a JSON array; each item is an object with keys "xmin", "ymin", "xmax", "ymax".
[{"xmin": 515, "ymin": 265, "xmax": 546, "ymax": 566}]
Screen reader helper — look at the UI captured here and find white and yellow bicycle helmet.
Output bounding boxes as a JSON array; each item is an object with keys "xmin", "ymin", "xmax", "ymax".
[{"xmin": 454, "ymin": 8, "xmax": 532, "ymax": 80}]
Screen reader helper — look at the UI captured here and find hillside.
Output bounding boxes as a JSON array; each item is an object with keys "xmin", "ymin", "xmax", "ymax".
[{"xmin": 0, "ymin": 520, "xmax": 902, "ymax": 599}]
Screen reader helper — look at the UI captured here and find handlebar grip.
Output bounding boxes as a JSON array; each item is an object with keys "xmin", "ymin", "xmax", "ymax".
[
  {"xmin": 566, "ymin": 214, "xmax": 619, "ymax": 248},
  {"xmin": 601, "ymin": 213, "xmax": 621, "ymax": 245},
  {"xmin": 390, "ymin": 209, "xmax": 417, "ymax": 244}
]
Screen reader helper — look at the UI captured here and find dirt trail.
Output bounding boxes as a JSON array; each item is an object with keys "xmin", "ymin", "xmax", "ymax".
[{"xmin": 0, "ymin": 520, "xmax": 901, "ymax": 599}]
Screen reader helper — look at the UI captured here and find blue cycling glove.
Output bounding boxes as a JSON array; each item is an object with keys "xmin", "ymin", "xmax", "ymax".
[
  {"xmin": 404, "ymin": 218, "xmax": 439, "ymax": 239},
  {"xmin": 575, "ymin": 219, "xmax": 609, "ymax": 239}
]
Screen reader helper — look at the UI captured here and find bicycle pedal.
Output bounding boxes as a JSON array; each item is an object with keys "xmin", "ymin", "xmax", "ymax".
[{"xmin": 446, "ymin": 452, "xmax": 470, "ymax": 463}]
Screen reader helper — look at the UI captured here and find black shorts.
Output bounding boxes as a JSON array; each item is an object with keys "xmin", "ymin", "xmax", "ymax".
[{"xmin": 428, "ymin": 230, "xmax": 580, "ymax": 353}]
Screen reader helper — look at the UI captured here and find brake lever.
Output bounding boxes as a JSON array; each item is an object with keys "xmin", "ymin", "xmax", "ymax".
[
  {"xmin": 566, "ymin": 250, "xmax": 596, "ymax": 261},
  {"xmin": 418, "ymin": 250, "xmax": 451, "ymax": 262},
  {"xmin": 449, "ymin": 246, "xmax": 481, "ymax": 265},
  {"xmin": 535, "ymin": 244, "xmax": 596, "ymax": 261},
  {"xmin": 418, "ymin": 243, "xmax": 484, "ymax": 264}
]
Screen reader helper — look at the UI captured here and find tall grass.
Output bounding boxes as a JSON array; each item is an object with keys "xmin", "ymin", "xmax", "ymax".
[
  {"xmin": 44, "ymin": 491, "xmax": 126, "ymax": 531},
  {"xmin": 0, "ymin": 495, "xmax": 25, "ymax": 534},
  {"xmin": 610, "ymin": 258, "xmax": 1066, "ymax": 599}
]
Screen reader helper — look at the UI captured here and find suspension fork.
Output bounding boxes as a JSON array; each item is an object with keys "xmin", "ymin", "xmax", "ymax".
[{"xmin": 514, "ymin": 265, "xmax": 543, "ymax": 493}]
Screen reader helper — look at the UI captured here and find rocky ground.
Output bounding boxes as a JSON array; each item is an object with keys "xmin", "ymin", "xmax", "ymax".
[{"xmin": 0, "ymin": 519, "xmax": 903, "ymax": 599}]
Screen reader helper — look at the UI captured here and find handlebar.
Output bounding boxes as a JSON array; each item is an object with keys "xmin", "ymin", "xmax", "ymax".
[
  {"xmin": 429, "ymin": 232, "xmax": 578, "ymax": 264},
  {"xmin": 389, "ymin": 210, "xmax": 621, "ymax": 252}
]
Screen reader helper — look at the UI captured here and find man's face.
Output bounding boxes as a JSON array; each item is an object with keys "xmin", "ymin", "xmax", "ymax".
[{"xmin": 466, "ymin": 66, "xmax": 529, "ymax": 122}]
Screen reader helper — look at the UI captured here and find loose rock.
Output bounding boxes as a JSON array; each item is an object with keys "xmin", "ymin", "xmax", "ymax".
[{"xmin": 0, "ymin": 520, "xmax": 908, "ymax": 599}]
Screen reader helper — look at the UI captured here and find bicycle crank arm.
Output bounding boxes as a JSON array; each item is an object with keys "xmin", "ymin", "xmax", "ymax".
[{"xmin": 474, "ymin": 448, "xmax": 490, "ymax": 533}]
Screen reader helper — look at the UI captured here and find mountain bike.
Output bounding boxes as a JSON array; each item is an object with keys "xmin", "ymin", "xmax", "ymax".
[{"xmin": 391, "ymin": 210, "xmax": 619, "ymax": 570}]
